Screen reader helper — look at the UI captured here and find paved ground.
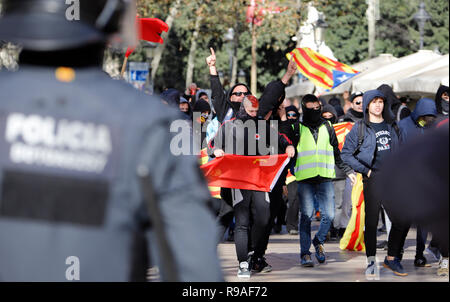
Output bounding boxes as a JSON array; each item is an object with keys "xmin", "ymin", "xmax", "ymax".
[{"xmin": 217, "ymin": 222, "xmax": 449, "ymax": 282}]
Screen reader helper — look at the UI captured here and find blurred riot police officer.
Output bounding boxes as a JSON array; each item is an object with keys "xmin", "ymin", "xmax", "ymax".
[{"xmin": 0, "ymin": 0, "xmax": 223, "ymax": 281}]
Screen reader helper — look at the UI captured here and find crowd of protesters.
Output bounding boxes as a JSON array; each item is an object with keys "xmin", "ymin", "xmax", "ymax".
[{"xmin": 156, "ymin": 47, "xmax": 449, "ymax": 280}]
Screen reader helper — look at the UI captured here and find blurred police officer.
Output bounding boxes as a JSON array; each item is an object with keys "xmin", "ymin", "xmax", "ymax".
[{"xmin": 0, "ymin": 0, "xmax": 223, "ymax": 282}]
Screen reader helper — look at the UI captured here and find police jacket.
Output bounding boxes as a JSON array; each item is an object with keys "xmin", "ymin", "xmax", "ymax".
[{"xmin": 0, "ymin": 65, "xmax": 223, "ymax": 282}]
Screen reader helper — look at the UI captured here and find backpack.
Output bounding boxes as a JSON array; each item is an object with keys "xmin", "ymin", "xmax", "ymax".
[{"xmin": 353, "ymin": 120, "xmax": 400, "ymax": 155}]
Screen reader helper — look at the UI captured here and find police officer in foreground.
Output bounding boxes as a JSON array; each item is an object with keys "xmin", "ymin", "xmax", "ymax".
[{"xmin": 0, "ymin": 0, "xmax": 223, "ymax": 282}]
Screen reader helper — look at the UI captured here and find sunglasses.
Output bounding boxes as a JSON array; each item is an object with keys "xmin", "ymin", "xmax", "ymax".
[
  {"xmin": 287, "ymin": 113, "xmax": 297, "ymax": 117},
  {"xmin": 231, "ymin": 92, "xmax": 250, "ymax": 96},
  {"xmin": 355, "ymin": 101, "xmax": 362, "ymax": 105}
]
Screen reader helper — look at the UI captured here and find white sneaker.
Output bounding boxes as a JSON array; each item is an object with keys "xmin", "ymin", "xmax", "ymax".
[
  {"xmin": 237, "ymin": 261, "xmax": 251, "ymax": 278},
  {"xmin": 437, "ymin": 258, "xmax": 449, "ymax": 277},
  {"xmin": 365, "ymin": 257, "xmax": 380, "ymax": 281}
]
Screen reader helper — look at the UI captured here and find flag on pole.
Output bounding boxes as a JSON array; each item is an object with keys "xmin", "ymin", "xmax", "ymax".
[
  {"xmin": 333, "ymin": 122, "xmax": 354, "ymax": 151},
  {"xmin": 125, "ymin": 17, "xmax": 169, "ymax": 58},
  {"xmin": 200, "ymin": 154, "xmax": 290, "ymax": 192},
  {"xmin": 340, "ymin": 173, "xmax": 365, "ymax": 251},
  {"xmin": 286, "ymin": 48, "xmax": 359, "ymax": 91}
]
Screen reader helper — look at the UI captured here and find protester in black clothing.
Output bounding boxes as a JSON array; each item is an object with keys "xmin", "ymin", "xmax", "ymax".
[
  {"xmin": 284, "ymin": 106, "xmax": 301, "ymax": 234},
  {"xmin": 328, "ymin": 97, "xmax": 345, "ymax": 120},
  {"xmin": 377, "ymin": 84, "xmax": 411, "ymax": 122},
  {"xmin": 211, "ymin": 95, "xmax": 295, "ymax": 278},
  {"xmin": 343, "ymin": 92, "xmax": 364, "ymax": 123},
  {"xmin": 206, "ymin": 48, "xmax": 251, "ymax": 123},
  {"xmin": 373, "ymin": 125, "xmax": 449, "ymax": 277},
  {"xmin": 435, "ymin": 85, "xmax": 449, "ymax": 117},
  {"xmin": 321, "ymin": 105, "xmax": 348, "ymax": 241}
]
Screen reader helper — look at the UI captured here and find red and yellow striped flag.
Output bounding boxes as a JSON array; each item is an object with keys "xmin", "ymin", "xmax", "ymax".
[
  {"xmin": 199, "ymin": 148, "xmax": 221, "ymax": 199},
  {"xmin": 286, "ymin": 48, "xmax": 359, "ymax": 90},
  {"xmin": 340, "ymin": 173, "xmax": 365, "ymax": 252},
  {"xmin": 333, "ymin": 122, "xmax": 354, "ymax": 151}
]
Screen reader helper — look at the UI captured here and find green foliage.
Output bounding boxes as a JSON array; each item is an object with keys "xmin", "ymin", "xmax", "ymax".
[{"xmin": 130, "ymin": 0, "xmax": 448, "ymax": 93}]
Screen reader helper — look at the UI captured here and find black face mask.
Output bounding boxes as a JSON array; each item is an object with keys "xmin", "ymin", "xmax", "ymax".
[
  {"xmin": 324, "ymin": 117, "xmax": 336, "ymax": 124},
  {"xmin": 231, "ymin": 101, "xmax": 242, "ymax": 113},
  {"xmin": 302, "ymin": 106, "xmax": 323, "ymax": 127}
]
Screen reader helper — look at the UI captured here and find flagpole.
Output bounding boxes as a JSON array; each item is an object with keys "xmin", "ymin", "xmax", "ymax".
[{"xmin": 120, "ymin": 56, "xmax": 129, "ymax": 79}]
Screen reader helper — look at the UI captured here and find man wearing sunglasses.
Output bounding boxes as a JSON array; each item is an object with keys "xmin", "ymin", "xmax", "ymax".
[
  {"xmin": 206, "ymin": 48, "xmax": 252, "ymax": 123},
  {"xmin": 343, "ymin": 91, "xmax": 364, "ymax": 123}
]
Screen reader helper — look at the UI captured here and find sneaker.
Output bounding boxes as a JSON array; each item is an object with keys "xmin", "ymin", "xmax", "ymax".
[
  {"xmin": 383, "ymin": 257, "xmax": 408, "ymax": 276},
  {"xmin": 251, "ymin": 257, "xmax": 272, "ymax": 273},
  {"xmin": 376, "ymin": 240, "xmax": 388, "ymax": 250},
  {"xmin": 237, "ymin": 261, "xmax": 251, "ymax": 278},
  {"xmin": 300, "ymin": 254, "xmax": 314, "ymax": 267},
  {"xmin": 314, "ymin": 243, "xmax": 326, "ymax": 263},
  {"xmin": 426, "ymin": 246, "xmax": 441, "ymax": 261},
  {"xmin": 414, "ymin": 255, "xmax": 431, "ymax": 268},
  {"xmin": 365, "ymin": 261, "xmax": 380, "ymax": 280},
  {"xmin": 288, "ymin": 229, "xmax": 299, "ymax": 235},
  {"xmin": 437, "ymin": 258, "xmax": 449, "ymax": 277}
]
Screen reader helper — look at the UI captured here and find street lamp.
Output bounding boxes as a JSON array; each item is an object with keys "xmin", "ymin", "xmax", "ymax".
[
  {"xmin": 313, "ymin": 12, "xmax": 328, "ymax": 52},
  {"xmin": 413, "ymin": 2, "xmax": 431, "ymax": 50}
]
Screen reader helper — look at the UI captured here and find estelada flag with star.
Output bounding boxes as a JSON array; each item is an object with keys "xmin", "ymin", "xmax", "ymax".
[
  {"xmin": 286, "ymin": 47, "xmax": 359, "ymax": 91},
  {"xmin": 200, "ymin": 154, "xmax": 290, "ymax": 192}
]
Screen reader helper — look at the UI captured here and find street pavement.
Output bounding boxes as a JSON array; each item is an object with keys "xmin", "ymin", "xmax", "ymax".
[{"xmin": 217, "ymin": 222, "xmax": 449, "ymax": 282}]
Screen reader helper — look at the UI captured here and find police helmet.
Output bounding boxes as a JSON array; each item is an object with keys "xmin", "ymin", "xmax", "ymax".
[{"xmin": 0, "ymin": 0, "xmax": 137, "ymax": 51}]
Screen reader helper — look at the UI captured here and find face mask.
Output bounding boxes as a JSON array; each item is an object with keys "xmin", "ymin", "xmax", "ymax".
[
  {"xmin": 302, "ymin": 107, "xmax": 322, "ymax": 126},
  {"xmin": 441, "ymin": 99, "xmax": 449, "ymax": 114},
  {"xmin": 324, "ymin": 117, "xmax": 336, "ymax": 124},
  {"xmin": 231, "ymin": 102, "xmax": 242, "ymax": 112}
]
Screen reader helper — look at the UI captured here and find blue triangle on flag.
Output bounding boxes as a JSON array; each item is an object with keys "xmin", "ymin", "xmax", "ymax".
[{"xmin": 331, "ymin": 70, "xmax": 359, "ymax": 89}]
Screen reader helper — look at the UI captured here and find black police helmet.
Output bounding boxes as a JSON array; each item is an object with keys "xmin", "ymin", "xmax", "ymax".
[{"xmin": 0, "ymin": 0, "xmax": 130, "ymax": 51}]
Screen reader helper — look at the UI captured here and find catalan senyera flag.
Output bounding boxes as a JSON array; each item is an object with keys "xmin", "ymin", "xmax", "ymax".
[
  {"xmin": 286, "ymin": 48, "xmax": 359, "ymax": 91},
  {"xmin": 200, "ymin": 154, "xmax": 290, "ymax": 192},
  {"xmin": 340, "ymin": 173, "xmax": 365, "ymax": 252},
  {"xmin": 333, "ymin": 122, "xmax": 354, "ymax": 151},
  {"xmin": 199, "ymin": 148, "xmax": 221, "ymax": 199}
]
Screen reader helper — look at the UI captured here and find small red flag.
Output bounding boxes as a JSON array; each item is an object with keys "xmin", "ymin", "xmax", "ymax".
[
  {"xmin": 200, "ymin": 154, "xmax": 290, "ymax": 192},
  {"xmin": 125, "ymin": 17, "xmax": 169, "ymax": 58}
]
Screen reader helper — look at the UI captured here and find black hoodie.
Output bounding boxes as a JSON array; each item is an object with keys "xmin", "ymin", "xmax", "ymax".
[
  {"xmin": 210, "ymin": 75, "xmax": 251, "ymax": 123},
  {"xmin": 435, "ymin": 85, "xmax": 449, "ymax": 116},
  {"xmin": 377, "ymin": 84, "xmax": 410, "ymax": 121}
]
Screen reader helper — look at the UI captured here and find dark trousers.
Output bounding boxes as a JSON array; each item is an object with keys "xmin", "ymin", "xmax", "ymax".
[
  {"xmin": 286, "ymin": 181, "xmax": 299, "ymax": 232},
  {"xmin": 233, "ymin": 189, "xmax": 271, "ymax": 263},
  {"xmin": 259, "ymin": 178, "xmax": 285, "ymax": 257},
  {"xmin": 363, "ymin": 175, "xmax": 409, "ymax": 258}
]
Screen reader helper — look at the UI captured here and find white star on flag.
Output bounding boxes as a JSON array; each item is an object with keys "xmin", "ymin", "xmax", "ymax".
[{"xmin": 337, "ymin": 74, "xmax": 349, "ymax": 82}]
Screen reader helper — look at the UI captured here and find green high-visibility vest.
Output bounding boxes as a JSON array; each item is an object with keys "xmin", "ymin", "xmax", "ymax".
[{"xmin": 294, "ymin": 123, "xmax": 336, "ymax": 181}]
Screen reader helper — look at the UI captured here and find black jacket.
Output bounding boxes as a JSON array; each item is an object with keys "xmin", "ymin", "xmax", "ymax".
[{"xmin": 210, "ymin": 75, "xmax": 251, "ymax": 123}]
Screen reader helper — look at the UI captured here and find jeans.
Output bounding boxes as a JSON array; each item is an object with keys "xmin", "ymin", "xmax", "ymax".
[{"xmin": 298, "ymin": 181, "xmax": 335, "ymax": 256}]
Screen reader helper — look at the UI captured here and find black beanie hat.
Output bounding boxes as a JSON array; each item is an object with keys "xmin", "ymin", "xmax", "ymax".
[
  {"xmin": 193, "ymin": 99, "xmax": 211, "ymax": 113},
  {"xmin": 302, "ymin": 94, "xmax": 319, "ymax": 104}
]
